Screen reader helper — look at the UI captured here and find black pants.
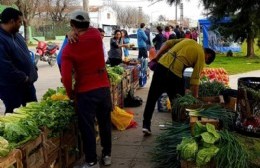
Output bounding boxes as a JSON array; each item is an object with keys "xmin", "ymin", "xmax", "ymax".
[
  {"xmin": 76, "ymin": 87, "xmax": 112, "ymax": 163},
  {"xmin": 0, "ymin": 84, "xmax": 37, "ymax": 113},
  {"xmin": 143, "ymin": 63, "xmax": 185, "ymax": 127},
  {"xmin": 138, "ymin": 47, "xmax": 148, "ymax": 59}
]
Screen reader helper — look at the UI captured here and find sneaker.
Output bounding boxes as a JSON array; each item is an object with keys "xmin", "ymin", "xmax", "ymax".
[
  {"xmin": 142, "ymin": 128, "xmax": 151, "ymax": 136},
  {"xmin": 102, "ymin": 155, "xmax": 112, "ymax": 166},
  {"xmin": 81, "ymin": 162, "xmax": 100, "ymax": 168}
]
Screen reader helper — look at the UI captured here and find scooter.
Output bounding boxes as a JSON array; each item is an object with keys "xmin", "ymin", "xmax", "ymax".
[{"xmin": 33, "ymin": 38, "xmax": 59, "ymax": 66}]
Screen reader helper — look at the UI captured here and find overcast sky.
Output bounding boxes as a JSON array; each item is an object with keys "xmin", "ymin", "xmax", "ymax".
[{"xmin": 89, "ymin": 0, "xmax": 205, "ymax": 21}]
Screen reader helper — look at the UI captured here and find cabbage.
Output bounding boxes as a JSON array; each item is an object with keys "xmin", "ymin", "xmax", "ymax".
[
  {"xmin": 177, "ymin": 137, "xmax": 198, "ymax": 160},
  {"xmin": 196, "ymin": 146, "xmax": 219, "ymax": 166}
]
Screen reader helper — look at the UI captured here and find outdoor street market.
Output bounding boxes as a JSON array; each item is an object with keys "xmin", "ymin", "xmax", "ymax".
[{"xmin": 0, "ymin": 0, "xmax": 260, "ymax": 168}]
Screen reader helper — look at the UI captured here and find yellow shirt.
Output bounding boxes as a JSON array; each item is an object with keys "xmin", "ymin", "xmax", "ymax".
[{"xmin": 158, "ymin": 39, "xmax": 205, "ymax": 86}]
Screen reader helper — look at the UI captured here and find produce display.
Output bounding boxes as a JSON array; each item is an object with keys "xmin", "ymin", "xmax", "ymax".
[
  {"xmin": 0, "ymin": 87, "xmax": 75, "ymax": 158},
  {"xmin": 199, "ymin": 77, "xmax": 228, "ymax": 97},
  {"xmin": 107, "ymin": 66, "xmax": 124, "ymax": 85},
  {"xmin": 200, "ymin": 68, "xmax": 229, "ymax": 85}
]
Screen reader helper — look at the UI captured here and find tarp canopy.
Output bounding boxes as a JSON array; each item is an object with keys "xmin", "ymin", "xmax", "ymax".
[{"xmin": 198, "ymin": 18, "xmax": 241, "ymax": 53}]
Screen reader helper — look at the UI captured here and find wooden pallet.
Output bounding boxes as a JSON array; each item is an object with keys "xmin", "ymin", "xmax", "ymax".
[{"xmin": 0, "ymin": 149, "xmax": 23, "ymax": 168}]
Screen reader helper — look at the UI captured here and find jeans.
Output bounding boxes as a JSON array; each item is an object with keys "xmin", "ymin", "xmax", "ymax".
[
  {"xmin": 0, "ymin": 83, "xmax": 37, "ymax": 113},
  {"xmin": 143, "ymin": 63, "xmax": 185, "ymax": 127},
  {"xmin": 76, "ymin": 87, "xmax": 112, "ymax": 163},
  {"xmin": 138, "ymin": 47, "xmax": 148, "ymax": 59}
]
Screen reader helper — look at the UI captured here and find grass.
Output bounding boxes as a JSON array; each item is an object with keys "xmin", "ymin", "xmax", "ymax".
[{"xmin": 208, "ymin": 39, "xmax": 260, "ymax": 75}]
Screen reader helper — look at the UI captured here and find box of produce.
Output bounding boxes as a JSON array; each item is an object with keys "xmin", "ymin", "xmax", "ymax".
[{"xmin": 0, "ymin": 149, "xmax": 23, "ymax": 168}]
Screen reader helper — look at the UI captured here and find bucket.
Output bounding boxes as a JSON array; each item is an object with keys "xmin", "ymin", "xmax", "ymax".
[{"xmin": 236, "ymin": 77, "xmax": 260, "ymax": 136}]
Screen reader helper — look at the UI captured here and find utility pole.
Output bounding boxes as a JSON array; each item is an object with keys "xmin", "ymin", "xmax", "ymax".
[
  {"xmin": 180, "ymin": 2, "xmax": 183, "ymax": 26},
  {"xmin": 83, "ymin": 0, "xmax": 89, "ymax": 12},
  {"xmin": 175, "ymin": 1, "xmax": 178, "ymax": 24}
]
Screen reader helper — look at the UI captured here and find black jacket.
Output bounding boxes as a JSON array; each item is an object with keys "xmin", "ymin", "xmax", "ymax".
[{"xmin": 0, "ymin": 27, "xmax": 38, "ymax": 87}]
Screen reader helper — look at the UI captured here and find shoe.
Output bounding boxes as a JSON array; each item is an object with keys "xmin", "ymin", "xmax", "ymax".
[
  {"xmin": 142, "ymin": 128, "xmax": 151, "ymax": 136},
  {"xmin": 81, "ymin": 162, "xmax": 100, "ymax": 168},
  {"xmin": 102, "ymin": 155, "xmax": 112, "ymax": 166}
]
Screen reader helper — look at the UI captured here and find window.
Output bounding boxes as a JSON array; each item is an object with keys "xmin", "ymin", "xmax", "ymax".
[{"xmin": 107, "ymin": 13, "xmax": 110, "ymax": 19}]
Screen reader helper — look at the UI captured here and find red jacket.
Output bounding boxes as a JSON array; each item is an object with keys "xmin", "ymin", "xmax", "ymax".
[{"xmin": 61, "ymin": 28, "xmax": 110, "ymax": 98}]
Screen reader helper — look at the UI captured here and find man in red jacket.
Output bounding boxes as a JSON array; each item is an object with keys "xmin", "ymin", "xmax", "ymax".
[{"xmin": 61, "ymin": 10, "xmax": 112, "ymax": 168}]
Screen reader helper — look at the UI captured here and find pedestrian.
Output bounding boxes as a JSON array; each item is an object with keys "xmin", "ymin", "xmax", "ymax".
[
  {"xmin": 121, "ymin": 29, "xmax": 130, "ymax": 58},
  {"xmin": 152, "ymin": 26, "xmax": 166, "ymax": 52},
  {"xmin": 98, "ymin": 28, "xmax": 108, "ymax": 62},
  {"xmin": 0, "ymin": 8, "xmax": 38, "ymax": 113},
  {"xmin": 142, "ymin": 39, "xmax": 216, "ymax": 136},
  {"xmin": 61, "ymin": 10, "xmax": 112, "ymax": 168},
  {"xmin": 137, "ymin": 23, "xmax": 148, "ymax": 59},
  {"xmin": 191, "ymin": 28, "xmax": 198, "ymax": 42},
  {"xmin": 163, "ymin": 26, "xmax": 171, "ymax": 40}
]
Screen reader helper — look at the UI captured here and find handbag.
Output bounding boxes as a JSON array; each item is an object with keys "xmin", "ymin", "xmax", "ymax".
[{"xmin": 148, "ymin": 47, "xmax": 156, "ymax": 60}]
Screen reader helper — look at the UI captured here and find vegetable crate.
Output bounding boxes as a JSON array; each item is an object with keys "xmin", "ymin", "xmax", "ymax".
[
  {"xmin": 190, "ymin": 116, "xmax": 219, "ymax": 135},
  {"xmin": 0, "ymin": 149, "xmax": 23, "ymax": 168},
  {"xmin": 19, "ymin": 134, "xmax": 45, "ymax": 168},
  {"xmin": 111, "ymin": 83, "xmax": 124, "ymax": 108},
  {"xmin": 41, "ymin": 127, "xmax": 61, "ymax": 162},
  {"xmin": 199, "ymin": 96, "xmax": 220, "ymax": 104},
  {"xmin": 61, "ymin": 135, "xmax": 79, "ymax": 168},
  {"xmin": 43, "ymin": 148, "xmax": 61, "ymax": 168}
]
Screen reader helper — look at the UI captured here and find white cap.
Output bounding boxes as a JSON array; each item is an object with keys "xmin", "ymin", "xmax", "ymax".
[{"xmin": 69, "ymin": 10, "xmax": 90, "ymax": 22}]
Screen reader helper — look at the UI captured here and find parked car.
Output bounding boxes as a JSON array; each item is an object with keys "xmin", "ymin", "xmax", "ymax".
[{"xmin": 128, "ymin": 32, "xmax": 156, "ymax": 50}]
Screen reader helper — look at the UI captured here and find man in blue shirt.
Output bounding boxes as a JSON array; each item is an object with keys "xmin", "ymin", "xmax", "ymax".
[{"xmin": 137, "ymin": 23, "xmax": 148, "ymax": 59}]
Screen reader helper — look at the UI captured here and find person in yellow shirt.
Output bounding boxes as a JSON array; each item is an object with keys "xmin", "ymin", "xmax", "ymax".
[{"xmin": 143, "ymin": 39, "xmax": 216, "ymax": 136}]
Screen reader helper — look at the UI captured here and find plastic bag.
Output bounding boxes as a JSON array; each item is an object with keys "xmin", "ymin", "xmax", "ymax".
[
  {"xmin": 111, "ymin": 106, "xmax": 134, "ymax": 131},
  {"xmin": 149, "ymin": 47, "xmax": 156, "ymax": 60}
]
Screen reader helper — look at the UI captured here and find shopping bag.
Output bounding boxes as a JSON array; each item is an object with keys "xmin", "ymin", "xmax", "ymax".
[
  {"xmin": 149, "ymin": 47, "xmax": 156, "ymax": 60},
  {"xmin": 111, "ymin": 106, "xmax": 134, "ymax": 131},
  {"xmin": 148, "ymin": 59, "xmax": 157, "ymax": 71}
]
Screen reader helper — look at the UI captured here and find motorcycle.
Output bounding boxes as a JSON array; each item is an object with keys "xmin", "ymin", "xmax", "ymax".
[{"xmin": 33, "ymin": 38, "xmax": 59, "ymax": 66}]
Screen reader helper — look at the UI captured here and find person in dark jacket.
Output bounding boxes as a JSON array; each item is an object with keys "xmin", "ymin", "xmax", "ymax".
[
  {"xmin": 0, "ymin": 8, "xmax": 38, "ymax": 113},
  {"xmin": 152, "ymin": 26, "xmax": 166, "ymax": 52}
]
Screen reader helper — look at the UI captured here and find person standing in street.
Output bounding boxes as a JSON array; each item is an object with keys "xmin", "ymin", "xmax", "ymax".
[
  {"xmin": 61, "ymin": 10, "xmax": 112, "ymax": 168},
  {"xmin": 0, "ymin": 8, "xmax": 38, "ymax": 113},
  {"xmin": 142, "ymin": 39, "xmax": 216, "ymax": 136},
  {"xmin": 121, "ymin": 29, "xmax": 130, "ymax": 58},
  {"xmin": 137, "ymin": 23, "xmax": 148, "ymax": 59}
]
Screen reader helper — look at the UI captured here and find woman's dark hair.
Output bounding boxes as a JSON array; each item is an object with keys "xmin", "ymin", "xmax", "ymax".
[
  {"xmin": 204, "ymin": 48, "xmax": 216, "ymax": 65},
  {"xmin": 113, "ymin": 29, "xmax": 121, "ymax": 36},
  {"xmin": 0, "ymin": 8, "xmax": 23, "ymax": 24},
  {"xmin": 140, "ymin": 23, "xmax": 145, "ymax": 28},
  {"xmin": 70, "ymin": 20, "xmax": 90, "ymax": 29},
  {"xmin": 164, "ymin": 26, "xmax": 170, "ymax": 32},
  {"xmin": 156, "ymin": 26, "xmax": 163, "ymax": 33},
  {"xmin": 121, "ymin": 29, "xmax": 129, "ymax": 38}
]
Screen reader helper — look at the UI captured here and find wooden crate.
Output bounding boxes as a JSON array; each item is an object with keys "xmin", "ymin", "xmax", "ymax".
[
  {"xmin": 19, "ymin": 134, "xmax": 45, "ymax": 168},
  {"xmin": 199, "ymin": 96, "xmax": 220, "ymax": 104},
  {"xmin": 61, "ymin": 137, "xmax": 79, "ymax": 168},
  {"xmin": 42, "ymin": 127, "xmax": 61, "ymax": 161},
  {"xmin": 0, "ymin": 149, "xmax": 23, "ymax": 168},
  {"xmin": 61, "ymin": 120, "xmax": 78, "ymax": 147},
  {"xmin": 190, "ymin": 116, "xmax": 219, "ymax": 135},
  {"xmin": 44, "ymin": 148, "xmax": 62, "ymax": 168}
]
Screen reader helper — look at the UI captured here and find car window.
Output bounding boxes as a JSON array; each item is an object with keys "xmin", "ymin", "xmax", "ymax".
[{"xmin": 129, "ymin": 34, "xmax": 137, "ymax": 38}]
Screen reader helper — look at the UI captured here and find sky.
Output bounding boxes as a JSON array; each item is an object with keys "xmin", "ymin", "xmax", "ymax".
[{"xmin": 89, "ymin": 0, "xmax": 205, "ymax": 21}]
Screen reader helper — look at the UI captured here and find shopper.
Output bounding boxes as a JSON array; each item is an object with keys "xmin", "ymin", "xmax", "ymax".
[
  {"xmin": 61, "ymin": 10, "xmax": 112, "ymax": 168},
  {"xmin": 137, "ymin": 23, "xmax": 148, "ymax": 59},
  {"xmin": 142, "ymin": 39, "xmax": 216, "ymax": 136},
  {"xmin": 152, "ymin": 26, "xmax": 167, "ymax": 52},
  {"xmin": 121, "ymin": 29, "xmax": 130, "ymax": 58},
  {"xmin": 98, "ymin": 28, "xmax": 108, "ymax": 62},
  {"xmin": 0, "ymin": 8, "xmax": 38, "ymax": 113},
  {"xmin": 108, "ymin": 30, "xmax": 123, "ymax": 66}
]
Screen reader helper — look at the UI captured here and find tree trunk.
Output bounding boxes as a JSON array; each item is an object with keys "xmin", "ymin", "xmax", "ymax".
[
  {"xmin": 246, "ymin": 31, "xmax": 255, "ymax": 58},
  {"xmin": 23, "ymin": 21, "xmax": 30, "ymax": 44}
]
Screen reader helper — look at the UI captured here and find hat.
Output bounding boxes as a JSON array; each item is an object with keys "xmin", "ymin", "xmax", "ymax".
[{"xmin": 69, "ymin": 10, "xmax": 90, "ymax": 22}]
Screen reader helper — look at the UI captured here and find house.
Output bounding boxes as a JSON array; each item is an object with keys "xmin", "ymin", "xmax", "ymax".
[{"xmin": 89, "ymin": 5, "xmax": 118, "ymax": 36}]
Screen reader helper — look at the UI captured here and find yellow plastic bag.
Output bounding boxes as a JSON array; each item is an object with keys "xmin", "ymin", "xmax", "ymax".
[{"xmin": 111, "ymin": 106, "xmax": 133, "ymax": 131}]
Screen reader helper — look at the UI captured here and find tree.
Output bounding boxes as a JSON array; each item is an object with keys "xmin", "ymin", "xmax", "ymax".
[{"xmin": 164, "ymin": 0, "xmax": 260, "ymax": 58}]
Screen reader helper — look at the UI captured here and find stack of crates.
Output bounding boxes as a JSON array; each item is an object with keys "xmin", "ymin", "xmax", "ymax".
[{"xmin": 139, "ymin": 58, "xmax": 148, "ymax": 87}]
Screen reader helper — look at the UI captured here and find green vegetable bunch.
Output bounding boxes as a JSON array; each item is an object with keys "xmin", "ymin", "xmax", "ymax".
[
  {"xmin": 107, "ymin": 67, "xmax": 123, "ymax": 85},
  {"xmin": 199, "ymin": 78, "xmax": 228, "ymax": 97},
  {"xmin": 0, "ymin": 136, "xmax": 11, "ymax": 157}
]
